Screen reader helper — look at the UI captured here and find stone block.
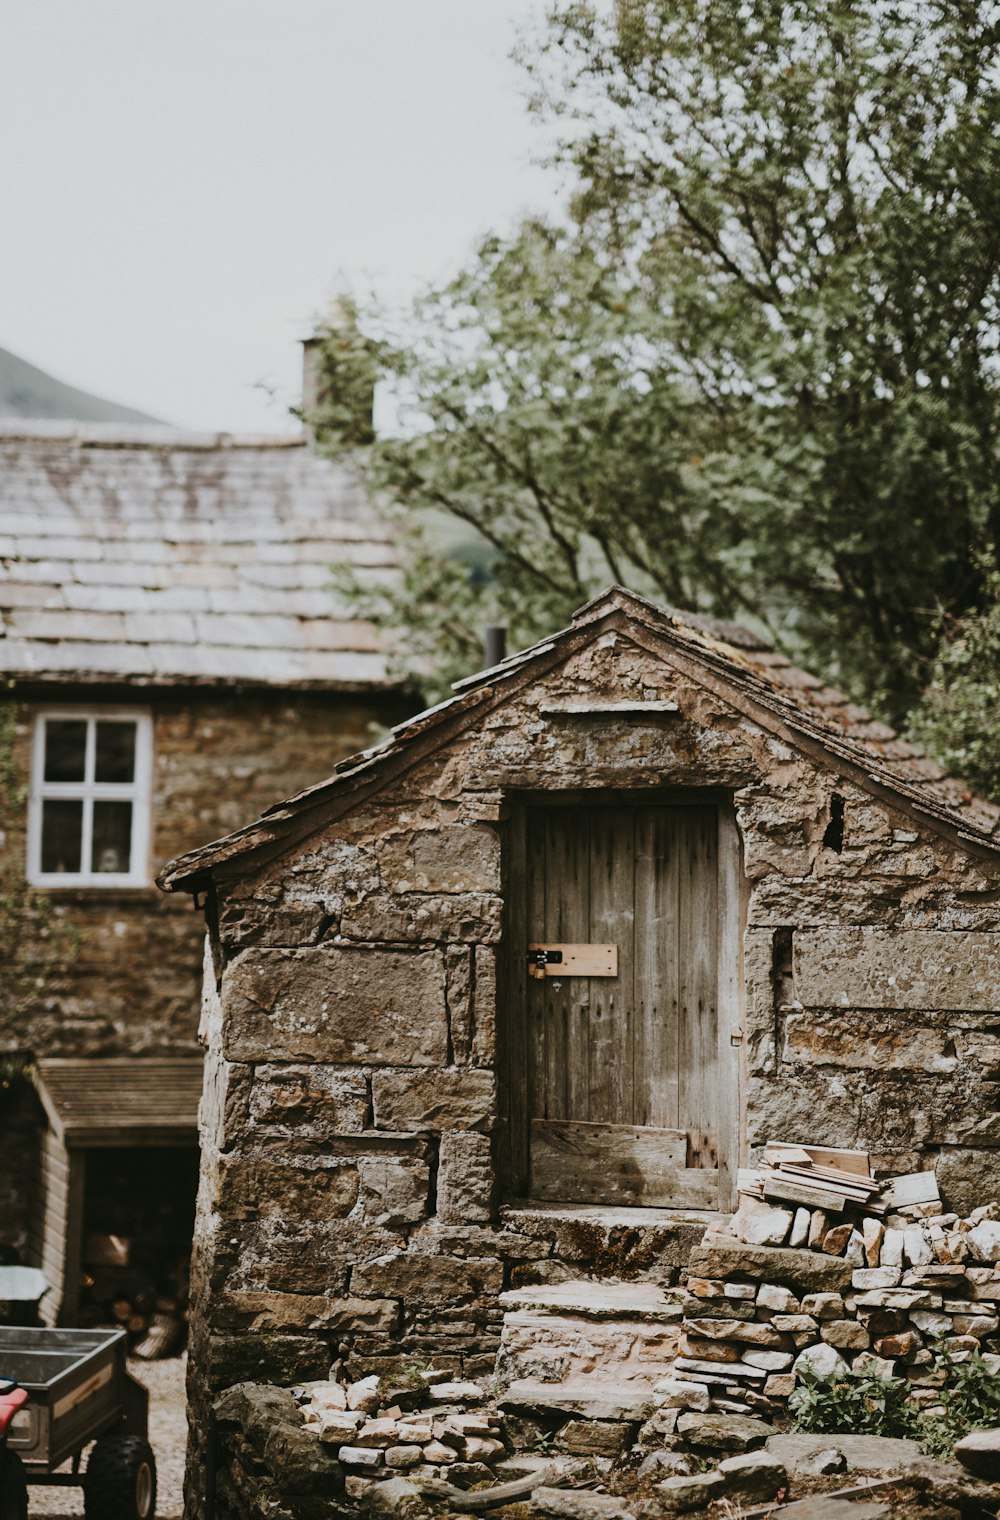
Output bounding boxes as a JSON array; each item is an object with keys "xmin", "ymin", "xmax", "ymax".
[
  {"xmin": 263, "ymin": 1422, "xmax": 344, "ymax": 1495},
  {"xmin": 249, "ymin": 1064, "xmax": 369, "ymax": 1136},
  {"xmin": 675, "ymin": 1412, "xmax": 772, "ymax": 1451},
  {"xmin": 377, "ymin": 825, "xmax": 501, "ymax": 895},
  {"xmin": 223, "ymin": 946, "xmax": 449, "ymax": 1065},
  {"xmin": 355, "ymin": 1157, "xmax": 431, "ymax": 1228},
  {"xmin": 718, "ymin": 1450, "xmax": 787, "ymax": 1504},
  {"xmin": 937, "ymin": 1148, "xmax": 1000, "ymax": 1218},
  {"xmin": 821, "ymin": 1320, "xmax": 870, "ymax": 1351},
  {"xmin": 733, "ymin": 1195, "xmax": 792, "ymax": 1246},
  {"xmin": 655, "ymin": 1471, "xmax": 725, "ymax": 1513},
  {"xmin": 225, "ymin": 1221, "xmax": 405, "ymax": 1295},
  {"xmin": 215, "ymin": 1292, "xmax": 400, "ymax": 1335},
  {"xmin": 793, "ymin": 1342, "xmax": 847, "ymax": 1379},
  {"xmin": 556, "ymin": 1419, "xmax": 636, "ymax": 1456},
  {"xmin": 794, "ymin": 928, "xmax": 1000, "ymax": 1011},
  {"xmin": 340, "ymin": 892, "xmax": 503, "ymax": 943},
  {"xmin": 352, "ymin": 1252, "xmax": 504, "ymax": 1305},
  {"xmin": 217, "ymin": 1155, "xmax": 360, "ymax": 1221},
  {"xmin": 472, "ymin": 946, "xmax": 497, "ymax": 1065},
  {"xmin": 688, "ymin": 1243, "xmax": 854, "ymax": 1294},
  {"xmin": 205, "ymin": 1331, "xmax": 331, "ymax": 1391},
  {"xmin": 782, "ymin": 1012, "xmax": 955, "ymax": 1071},
  {"xmin": 437, "ymin": 1131, "xmax": 495, "ymax": 1223},
  {"xmin": 372, "ymin": 1070, "xmax": 496, "ymax": 1132}
]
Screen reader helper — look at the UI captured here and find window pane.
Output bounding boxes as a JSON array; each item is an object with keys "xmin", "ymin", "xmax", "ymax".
[
  {"xmin": 91, "ymin": 801, "xmax": 133, "ymax": 874},
  {"xmin": 40, "ymin": 800, "xmax": 83, "ymax": 873},
  {"xmin": 44, "ymin": 720, "xmax": 87, "ymax": 782},
  {"xmin": 95, "ymin": 722, "xmax": 136, "ymax": 783}
]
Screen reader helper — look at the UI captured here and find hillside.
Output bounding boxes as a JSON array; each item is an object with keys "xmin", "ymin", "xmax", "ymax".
[{"xmin": 0, "ymin": 345, "xmax": 162, "ymax": 424}]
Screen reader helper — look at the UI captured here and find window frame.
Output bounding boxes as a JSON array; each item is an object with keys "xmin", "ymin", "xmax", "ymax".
[{"xmin": 27, "ymin": 709, "xmax": 153, "ymax": 888}]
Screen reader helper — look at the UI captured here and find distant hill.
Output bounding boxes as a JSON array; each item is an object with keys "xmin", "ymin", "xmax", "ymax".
[{"xmin": 0, "ymin": 345, "xmax": 162, "ymax": 424}]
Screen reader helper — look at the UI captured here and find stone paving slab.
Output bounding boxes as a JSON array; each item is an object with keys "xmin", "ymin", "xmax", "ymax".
[
  {"xmin": 500, "ymin": 1378, "xmax": 659, "ymax": 1421},
  {"xmin": 498, "ymin": 1280, "xmax": 684, "ymax": 1321},
  {"xmin": 765, "ymin": 1431, "xmax": 921, "ymax": 1474}
]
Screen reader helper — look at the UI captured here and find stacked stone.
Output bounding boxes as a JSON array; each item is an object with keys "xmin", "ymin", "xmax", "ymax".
[
  {"xmin": 294, "ymin": 1371, "xmax": 506, "ymax": 1489},
  {"xmin": 672, "ymin": 1203, "xmax": 1000, "ymax": 1418}
]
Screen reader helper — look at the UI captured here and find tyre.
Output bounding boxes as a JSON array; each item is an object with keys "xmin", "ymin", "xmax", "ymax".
[
  {"xmin": 0, "ymin": 1451, "xmax": 27, "ymax": 1520},
  {"xmin": 85, "ymin": 1434, "xmax": 156, "ymax": 1520}
]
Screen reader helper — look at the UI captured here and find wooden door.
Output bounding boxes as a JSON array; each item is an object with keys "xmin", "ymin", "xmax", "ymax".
[{"xmin": 514, "ymin": 803, "xmax": 736, "ymax": 1210}]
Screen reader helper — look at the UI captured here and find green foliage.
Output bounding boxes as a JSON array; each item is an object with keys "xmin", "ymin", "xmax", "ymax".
[
  {"xmin": 313, "ymin": 0, "xmax": 1000, "ymax": 722},
  {"xmin": 789, "ymin": 1364, "xmax": 922, "ymax": 1440},
  {"xmin": 791, "ymin": 1348, "xmax": 1000, "ymax": 1457},
  {"xmin": 920, "ymin": 1347, "xmax": 1000, "ymax": 1457},
  {"xmin": 909, "ymin": 570, "xmax": 1000, "ymax": 800}
]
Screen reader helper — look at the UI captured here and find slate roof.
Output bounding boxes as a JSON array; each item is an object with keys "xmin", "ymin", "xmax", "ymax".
[
  {"xmin": 0, "ymin": 420, "xmax": 400, "ymax": 689},
  {"xmin": 158, "ymin": 586, "xmax": 1000, "ymax": 893}
]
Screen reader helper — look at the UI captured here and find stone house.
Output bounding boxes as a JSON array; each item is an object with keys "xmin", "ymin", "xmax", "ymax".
[
  {"xmin": 0, "ymin": 416, "xmax": 412, "ymax": 1324},
  {"xmin": 158, "ymin": 584, "xmax": 1000, "ymax": 1490}
]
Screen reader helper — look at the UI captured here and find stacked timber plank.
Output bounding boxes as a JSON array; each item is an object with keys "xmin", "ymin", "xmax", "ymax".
[{"xmin": 733, "ymin": 1141, "xmax": 941, "ymax": 1258}]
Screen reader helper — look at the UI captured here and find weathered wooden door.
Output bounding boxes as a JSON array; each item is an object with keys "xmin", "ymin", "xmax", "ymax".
[{"xmin": 508, "ymin": 802, "xmax": 739, "ymax": 1210}]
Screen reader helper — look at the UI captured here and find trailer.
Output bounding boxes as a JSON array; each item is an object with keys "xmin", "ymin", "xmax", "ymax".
[{"xmin": 0, "ymin": 1327, "xmax": 155, "ymax": 1520}]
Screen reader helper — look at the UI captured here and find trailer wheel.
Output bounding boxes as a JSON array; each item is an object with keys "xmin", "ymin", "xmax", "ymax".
[
  {"xmin": 85, "ymin": 1434, "xmax": 156, "ymax": 1520},
  {"xmin": 0, "ymin": 1451, "xmax": 27, "ymax": 1520}
]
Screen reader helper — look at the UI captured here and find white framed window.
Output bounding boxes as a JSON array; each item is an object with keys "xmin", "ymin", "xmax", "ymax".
[{"xmin": 27, "ymin": 711, "xmax": 153, "ymax": 887}]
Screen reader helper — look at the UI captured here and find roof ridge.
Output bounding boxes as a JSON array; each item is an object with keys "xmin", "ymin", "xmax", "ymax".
[
  {"xmin": 157, "ymin": 588, "xmax": 1000, "ymax": 893},
  {"xmin": 0, "ymin": 419, "xmax": 307, "ymax": 450}
]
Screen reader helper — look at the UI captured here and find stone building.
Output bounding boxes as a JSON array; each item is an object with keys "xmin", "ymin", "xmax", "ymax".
[
  {"xmin": 159, "ymin": 584, "xmax": 1000, "ymax": 1492},
  {"xmin": 0, "ymin": 417, "xmax": 412, "ymax": 1323}
]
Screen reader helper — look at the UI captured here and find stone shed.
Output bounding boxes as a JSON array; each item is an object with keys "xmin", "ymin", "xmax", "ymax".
[{"xmin": 158, "ymin": 586, "xmax": 1000, "ymax": 1488}]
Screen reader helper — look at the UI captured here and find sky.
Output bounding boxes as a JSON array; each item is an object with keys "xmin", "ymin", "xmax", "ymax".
[{"xmin": 1, "ymin": 1, "xmax": 558, "ymax": 432}]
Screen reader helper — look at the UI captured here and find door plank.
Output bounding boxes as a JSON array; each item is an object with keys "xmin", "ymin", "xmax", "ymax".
[
  {"xmin": 542, "ymin": 810, "xmax": 592, "ymax": 1120},
  {"xmin": 588, "ymin": 808, "xmax": 634, "ymax": 1125},
  {"xmin": 634, "ymin": 807, "xmax": 680, "ymax": 1129},
  {"xmin": 503, "ymin": 808, "xmax": 529, "ymax": 1193},
  {"xmin": 530, "ymin": 1118, "xmax": 717, "ymax": 1207},
  {"xmin": 678, "ymin": 807, "xmax": 719, "ymax": 1142},
  {"xmin": 716, "ymin": 807, "xmax": 742, "ymax": 1211},
  {"xmin": 525, "ymin": 810, "xmax": 550, "ymax": 1128}
]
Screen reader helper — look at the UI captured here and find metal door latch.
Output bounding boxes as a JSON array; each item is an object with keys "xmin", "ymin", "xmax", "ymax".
[{"xmin": 528, "ymin": 948, "xmax": 563, "ymax": 978}]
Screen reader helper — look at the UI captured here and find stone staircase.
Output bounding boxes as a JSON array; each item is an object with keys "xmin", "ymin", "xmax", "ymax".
[{"xmin": 495, "ymin": 1279, "xmax": 685, "ymax": 1422}]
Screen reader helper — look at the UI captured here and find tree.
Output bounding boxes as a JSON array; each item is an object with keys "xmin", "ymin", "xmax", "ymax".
[
  {"xmin": 314, "ymin": 1, "xmax": 1000, "ymax": 717},
  {"xmin": 908, "ymin": 572, "xmax": 1000, "ymax": 799}
]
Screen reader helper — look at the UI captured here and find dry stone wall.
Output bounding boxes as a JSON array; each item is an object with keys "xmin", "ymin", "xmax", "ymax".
[{"xmin": 185, "ymin": 630, "xmax": 1000, "ymax": 1515}]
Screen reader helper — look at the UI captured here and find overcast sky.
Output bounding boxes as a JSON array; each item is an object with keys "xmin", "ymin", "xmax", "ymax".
[{"xmin": 1, "ymin": 1, "xmax": 558, "ymax": 432}]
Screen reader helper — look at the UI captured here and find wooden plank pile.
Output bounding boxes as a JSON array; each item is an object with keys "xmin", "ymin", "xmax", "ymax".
[{"xmin": 733, "ymin": 1142, "xmax": 941, "ymax": 1258}]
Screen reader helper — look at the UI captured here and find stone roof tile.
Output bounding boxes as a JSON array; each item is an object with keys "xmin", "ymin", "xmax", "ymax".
[
  {"xmin": 158, "ymin": 587, "xmax": 1000, "ymax": 892},
  {"xmin": 0, "ymin": 421, "xmax": 400, "ymax": 689}
]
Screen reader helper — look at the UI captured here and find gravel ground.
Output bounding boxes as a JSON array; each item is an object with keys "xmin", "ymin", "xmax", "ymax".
[{"xmin": 26, "ymin": 1354, "xmax": 187, "ymax": 1520}]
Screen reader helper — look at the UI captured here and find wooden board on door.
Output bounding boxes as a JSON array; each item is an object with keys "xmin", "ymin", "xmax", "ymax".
[
  {"xmin": 531, "ymin": 1119, "xmax": 720, "ymax": 1208},
  {"xmin": 521, "ymin": 803, "xmax": 725, "ymax": 1210}
]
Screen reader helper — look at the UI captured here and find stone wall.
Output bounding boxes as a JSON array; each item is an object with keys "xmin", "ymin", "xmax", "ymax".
[
  {"xmin": 0, "ymin": 688, "xmax": 408, "ymax": 1260},
  {"xmin": 182, "ymin": 630, "xmax": 1000, "ymax": 1514},
  {"xmin": 3, "ymin": 689, "xmax": 407, "ymax": 1061}
]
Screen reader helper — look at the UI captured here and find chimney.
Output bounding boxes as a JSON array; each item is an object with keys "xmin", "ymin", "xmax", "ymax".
[
  {"xmin": 300, "ymin": 335, "xmax": 322, "ymax": 437},
  {"xmin": 300, "ymin": 298, "xmax": 375, "ymax": 448},
  {"xmin": 485, "ymin": 625, "xmax": 507, "ymax": 668}
]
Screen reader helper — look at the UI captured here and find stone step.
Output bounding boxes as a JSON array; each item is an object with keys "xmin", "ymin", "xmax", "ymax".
[
  {"xmin": 498, "ymin": 1279, "xmax": 684, "ymax": 1322},
  {"xmin": 499, "ymin": 1377, "xmax": 660, "ymax": 1422},
  {"xmin": 495, "ymin": 1279, "xmax": 682, "ymax": 1394}
]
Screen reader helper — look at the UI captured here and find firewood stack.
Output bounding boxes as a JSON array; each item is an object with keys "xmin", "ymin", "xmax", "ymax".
[{"xmin": 78, "ymin": 1233, "xmax": 189, "ymax": 1357}]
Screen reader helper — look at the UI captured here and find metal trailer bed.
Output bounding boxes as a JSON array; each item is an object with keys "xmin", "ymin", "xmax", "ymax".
[{"xmin": 0, "ymin": 1327, "xmax": 154, "ymax": 1520}]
